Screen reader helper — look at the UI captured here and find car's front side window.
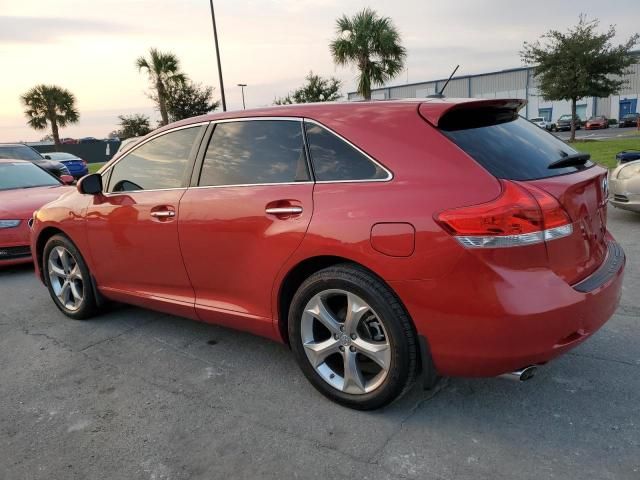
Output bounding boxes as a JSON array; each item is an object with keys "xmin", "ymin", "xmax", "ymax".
[
  {"xmin": 107, "ymin": 126, "xmax": 203, "ymax": 193},
  {"xmin": 198, "ymin": 120, "xmax": 310, "ymax": 187}
]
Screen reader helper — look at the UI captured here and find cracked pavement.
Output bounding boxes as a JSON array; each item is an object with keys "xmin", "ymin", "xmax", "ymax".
[{"xmin": 1, "ymin": 206, "xmax": 638, "ymax": 479}]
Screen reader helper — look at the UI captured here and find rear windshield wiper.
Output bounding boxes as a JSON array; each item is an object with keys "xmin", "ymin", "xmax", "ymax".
[{"xmin": 548, "ymin": 153, "xmax": 591, "ymax": 169}]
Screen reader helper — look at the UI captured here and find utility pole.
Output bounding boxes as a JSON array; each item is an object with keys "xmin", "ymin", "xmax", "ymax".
[
  {"xmin": 208, "ymin": 0, "xmax": 226, "ymax": 111},
  {"xmin": 238, "ymin": 84, "xmax": 247, "ymax": 109}
]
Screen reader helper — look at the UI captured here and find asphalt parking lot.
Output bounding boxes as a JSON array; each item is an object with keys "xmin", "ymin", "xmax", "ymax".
[
  {"xmin": 1, "ymin": 207, "xmax": 638, "ymax": 480},
  {"xmin": 554, "ymin": 126, "xmax": 638, "ymax": 141}
]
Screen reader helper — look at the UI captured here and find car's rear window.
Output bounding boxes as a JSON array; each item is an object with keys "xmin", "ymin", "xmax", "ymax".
[{"xmin": 440, "ymin": 108, "xmax": 593, "ymax": 180}]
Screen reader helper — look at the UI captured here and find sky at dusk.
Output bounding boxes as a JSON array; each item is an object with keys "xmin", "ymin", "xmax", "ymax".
[{"xmin": 1, "ymin": 0, "xmax": 639, "ymax": 141}]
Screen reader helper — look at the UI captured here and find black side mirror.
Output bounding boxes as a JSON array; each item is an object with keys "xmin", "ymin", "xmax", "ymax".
[{"xmin": 77, "ymin": 173, "xmax": 103, "ymax": 195}]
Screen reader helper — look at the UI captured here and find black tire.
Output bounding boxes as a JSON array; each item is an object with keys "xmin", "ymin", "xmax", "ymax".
[
  {"xmin": 288, "ymin": 264, "xmax": 420, "ymax": 410},
  {"xmin": 43, "ymin": 234, "xmax": 100, "ymax": 320}
]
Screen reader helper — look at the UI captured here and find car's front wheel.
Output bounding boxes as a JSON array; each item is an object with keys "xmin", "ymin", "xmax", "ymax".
[
  {"xmin": 43, "ymin": 234, "xmax": 100, "ymax": 320},
  {"xmin": 289, "ymin": 264, "xmax": 419, "ymax": 410}
]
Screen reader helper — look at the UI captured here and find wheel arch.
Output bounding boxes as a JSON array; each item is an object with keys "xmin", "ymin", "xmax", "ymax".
[
  {"xmin": 276, "ymin": 255, "xmax": 413, "ymax": 345},
  {"xmin": 35, "ymin": 226, "xmax": 67, "ymax": 282}
]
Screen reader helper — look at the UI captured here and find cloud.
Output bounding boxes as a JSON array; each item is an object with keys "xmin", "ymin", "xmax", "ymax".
[{"xmin": 0, "ymin": 16, "xmax": 131, "ymax": 44}]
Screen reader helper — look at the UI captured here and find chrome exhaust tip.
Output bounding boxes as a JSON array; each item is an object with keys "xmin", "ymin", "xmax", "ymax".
[{"xmin": 500, "ymin": 365, "xmax": 538, "ymax": 382}]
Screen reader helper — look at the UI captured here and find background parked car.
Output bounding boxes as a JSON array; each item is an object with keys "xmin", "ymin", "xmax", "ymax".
[
  {"xmin": 585, "ymin": 116, "xmax": 609, "ymax": 130},
  {"xmin": 609, "ymin": 159, "xmax": 640, "ymax": 213},
  {"xmin": 530, "ymin": 117, "xmax": 556, "ymax": 131},
  {"xmin": 78, "ymin": 137, "xmax": 100, "ymax": 144},
  {"xmin": 60, "ymin": 138, "xmax": 78, "ymax": 144},
  {"xmin": 0, "ymin": 143, "xmax": 70, "ymax": 178},
  {"xmin": 42, "ymin": 151, "xmax": 89, "ymax": 179},
  {"xmin": 619, "ymin": 112, "xmax": 640, "ymax": 128},
  {"xmin": 556, "ymin": 114, "xmax": 582, "ymax": 131},
  {"xmin": 0, "ymin": 159, "xmax": 73, "ymax": 267}
]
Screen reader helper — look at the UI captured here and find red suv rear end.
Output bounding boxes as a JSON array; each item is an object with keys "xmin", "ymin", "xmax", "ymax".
[{"xmin": 31, "ymin": 99, "xmax": 624, "ymax": 409}]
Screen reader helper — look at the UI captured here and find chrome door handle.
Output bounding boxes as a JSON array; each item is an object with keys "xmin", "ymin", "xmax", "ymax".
[
  {"xmin": 150, "ymin": 211, "xmax": 176, "ymax": 218},
  {"xmin": 265, "ymin": 206, "xmax": 303, "ymax": 215}
]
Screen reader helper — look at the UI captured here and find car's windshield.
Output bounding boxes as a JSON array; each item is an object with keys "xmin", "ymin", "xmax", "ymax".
[
  {"xmin": 0, "ymin": 145, "xmax": 43, "ymax": 161},
  {"xmin": 531, "ymin": 118, "xmax": 543, "ymax": 122},
  {"xmin": 624, "ymin": 113, "xmax": 638, "ymax": 119},
  {"xmin": 0, "ymin": 162, "xmax": 60, "ymax": 191},
  {"xmin": 589, "ymin": 116, "xmax": 604, "ymax": 120},
  {"xmin": 558, "ymin": 115, "xmax": 572, "ymax": 121}
]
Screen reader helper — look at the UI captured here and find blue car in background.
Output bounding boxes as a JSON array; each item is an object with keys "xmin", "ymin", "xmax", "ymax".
[{"xmin": 43, "ymin": 152, "xmax": 89, "ymax": 179}]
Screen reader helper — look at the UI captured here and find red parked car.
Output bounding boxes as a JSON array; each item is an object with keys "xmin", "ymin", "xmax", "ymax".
[
  {"xmin": 30, "ymin": 99, "xmax": 625, "ymax": 409},
  {"xmin": 0, "ymin": 159, "xmax": 73, "ymax": 267},
  {"xmin": 585, "ymin": 116, "xmax": 609, "ymax": 130}
]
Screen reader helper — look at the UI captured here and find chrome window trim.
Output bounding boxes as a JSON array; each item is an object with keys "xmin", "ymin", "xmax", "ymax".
[
  {"xmin": 100, "ymin": 115, "xmax": 395, "ymax": 193},
  {"xmin": 303, "ymin": 118, "xmax": 394, "ymax": 183},
  {"xmin": 99, "ymin": 121, "xmax": 210, "ymax": 177},
  {"xmin": 102, "ymin": 187, "xmax": 187, "ymax": 197},
  {"xmin": 190, "ymin": 181, "xmax": 314, "ymax": 190}
]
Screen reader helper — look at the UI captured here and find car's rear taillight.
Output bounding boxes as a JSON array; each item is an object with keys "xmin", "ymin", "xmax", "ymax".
[{"xmin": 435, "ymin": 180, "xmax": 572, "ymax": 248}]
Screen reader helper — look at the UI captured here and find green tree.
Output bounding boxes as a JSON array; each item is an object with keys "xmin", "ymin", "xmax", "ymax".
[
  {"xmin": 522, "ymin": 15, "xmax": 639, "ymax": 141},
  {"xmin": 116, "ymin": 114, "xmax": 152, "ymax": 139},
  {"xmin": 330, "ymin": 8, "xmax": 405, "ymax": 100},
  {"xmin": 166, "ymin": 81, "xmax": 220, "ymax": 121},
  {"xmin": 275, "ymin": 71, "xmax": 342, "ymax": 105},
  {"xmin": 136, "ymin": 48, "xmax": 187, "ymax": 126},
  {"xmin": 20, "ymin": 85, "xmax": 79, "ymax": 146}
]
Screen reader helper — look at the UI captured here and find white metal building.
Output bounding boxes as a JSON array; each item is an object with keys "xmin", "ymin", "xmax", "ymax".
[{"xmin": 347, "ymin": 56, "xmax": 640, "ymax": 123}]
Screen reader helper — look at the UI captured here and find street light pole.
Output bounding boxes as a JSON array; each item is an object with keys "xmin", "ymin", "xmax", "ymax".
[
  {"xmin": 208, "ymin": 0, "xmax": 226, "ymax": 111},
  {"xmin": 237, "ymin": 83, "xmax": 247, "ymax": 110}
]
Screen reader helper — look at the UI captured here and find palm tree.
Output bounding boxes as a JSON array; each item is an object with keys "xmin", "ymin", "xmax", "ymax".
[
  {"xmin": 21, "ymin": 85, "xmax": 79, "ymax": 146},
  {"xmin": 330, "ymin": 8, "xmax": 406, "ymax": 100},
  {"xmin": 136, "ymin": 48, "xmax": 187, "ymax": 126}
]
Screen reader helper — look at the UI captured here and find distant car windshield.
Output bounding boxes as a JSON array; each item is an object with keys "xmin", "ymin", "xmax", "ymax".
[
  {"xmin": 531, "ymin": 118, "xmax": 543, "ymax": 122},
  {"xmin": 558, "ymin": 115, "xmax": 572, "ymax": 121},
  {"xmin": 623, "ymin": 113, "xmax": 639, "ymax": 119},
  {"xmin": 0, "ymin": 145, "xmax": 43, "ymax": 161},
  {"xmin": 0, "ymin": 162, "xmax": 60, "ymax": 191},
  {"xmin": 589, "ymin": 116, "xmax": 604, "ymax": 120}
]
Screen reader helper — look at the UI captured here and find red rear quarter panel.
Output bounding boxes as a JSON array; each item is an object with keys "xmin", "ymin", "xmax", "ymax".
[{"xmin": 272, "ymin": 103, "xmax": 502, "ymax": 322}]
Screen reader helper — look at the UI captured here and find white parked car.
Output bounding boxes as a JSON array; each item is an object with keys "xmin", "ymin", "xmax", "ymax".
[
  {"xmin": 609, "ymin": 159, "xmax": 640, "ymax": 213},
  {"xmin": 530, "ymin": 117, "xmax": 555, "ymax": 131}
]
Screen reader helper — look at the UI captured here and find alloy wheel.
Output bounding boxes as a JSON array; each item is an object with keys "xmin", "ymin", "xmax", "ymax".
[
  {"xmin": 47, "ymin": 246, "xmax": 84, "ymax": 311},
  {"xmin": 300, "ymin": 289, "xmax": 391, "ymax": 395}
]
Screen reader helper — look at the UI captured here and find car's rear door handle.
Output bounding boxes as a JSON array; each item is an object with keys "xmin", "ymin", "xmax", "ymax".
[
  {"xmin": 265, "ymin": 206, "xmax": 303, "ymax": 215},
  {"xmin": 150, "ymin": 210, "xmax": 176, "ymax": 218}
]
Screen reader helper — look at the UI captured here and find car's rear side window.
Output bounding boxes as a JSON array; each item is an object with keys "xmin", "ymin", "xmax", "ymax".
[
  {"xmin": 440, "ymin": 109, "xmax": 592, "ymax": 180},
  {"xmin": 199, "ymin": 120, "xmax": 310, "ymax": 186},
  {"xmin": 304, "ymin": 122, "xmax": 389, "ymax": 182}
]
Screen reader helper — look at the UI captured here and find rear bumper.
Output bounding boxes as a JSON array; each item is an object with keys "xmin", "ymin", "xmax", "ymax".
[{"xmin": 391, "ymin": 239, "xmax": 625, "ymax": 377}]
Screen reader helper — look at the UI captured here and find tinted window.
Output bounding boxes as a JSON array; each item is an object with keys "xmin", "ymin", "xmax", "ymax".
[
  {"xmin": 108, "ymin": 126, "xmax": 202, "ymax": 192},
  {"xmin": 304, "ymin": 122, "xmax": 388, "ymax": 181},
  {"xmin": 0, "ymin": 145, "xmax": 43, "ymax": 161},
  {"xmin": 0, "ymin": 162, "xmax": 60, "ymax": 190},
  {"xmin": 441, "ymin": 110, "xmax": 592, "ymax": 181},
  {"xmin": 199, "ymin": 120, "xmax": 309, "ymax": 186}
]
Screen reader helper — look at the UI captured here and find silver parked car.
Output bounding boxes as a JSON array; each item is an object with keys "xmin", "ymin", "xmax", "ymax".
[{"xmin": 609, "ymin": 160, "xmax": 640, "ymax": 213}]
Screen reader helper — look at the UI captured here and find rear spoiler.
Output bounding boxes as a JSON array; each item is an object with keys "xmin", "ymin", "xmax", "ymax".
[{"xmin": 418, "ymin": 99, "xmax": 526, "ymax": 127}]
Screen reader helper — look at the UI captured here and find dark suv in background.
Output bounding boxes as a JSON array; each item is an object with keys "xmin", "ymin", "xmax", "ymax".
[
  {"xmin": 556, "ymin": 114, "xmax": 582, "ymax": 132},
  {"xmin": 619, "ymin": 112, "xmax": 640, "ymax": 128},
  {"xmin": 0, "ymin": 144, "xmax": 70, "ymax": 178}
]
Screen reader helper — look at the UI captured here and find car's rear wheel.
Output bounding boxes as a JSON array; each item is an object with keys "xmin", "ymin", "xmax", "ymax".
[
  {"xmin": 289, "ymin": 264, "xmax": 419, "ymax": 410},
  {"xmin": 43, "ymin": 234, "xmax": 100, "ymax": 320}
]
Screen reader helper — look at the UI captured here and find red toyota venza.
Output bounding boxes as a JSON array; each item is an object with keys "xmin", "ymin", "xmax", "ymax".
[{"xmin": 30, "ymin": 99, "xmax": 625, "ymax": 409}]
